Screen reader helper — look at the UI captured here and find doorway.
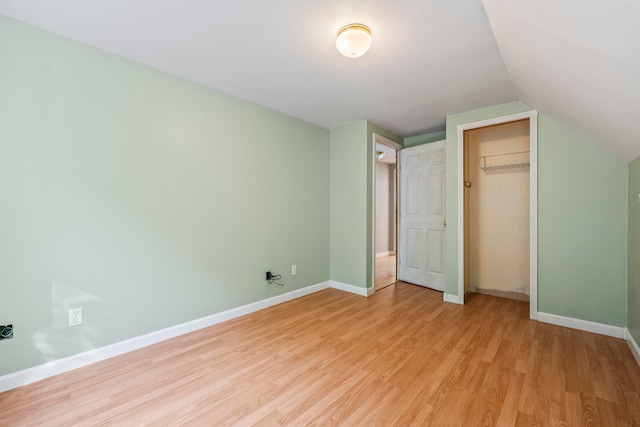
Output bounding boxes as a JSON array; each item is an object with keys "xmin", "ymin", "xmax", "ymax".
[
  {"xmin": 464, "ymin": 119, "xmax": 530, "ymax": 302},
  {"xmin": 457, "ymin": 111, "xmax": 538, "ymax": 319},
  {"xmin": 374, "ymin": 135, "xmax": 400, "ymax": 291}
]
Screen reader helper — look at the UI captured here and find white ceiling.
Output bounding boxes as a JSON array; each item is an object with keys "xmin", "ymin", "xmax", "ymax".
[
  {"xmin": 1, "ymin": 0, "xmax": 638, "ymax": 161},
  {"xmin": 482, "ymin": 0, "xmax": 640, "ymax": 162}
]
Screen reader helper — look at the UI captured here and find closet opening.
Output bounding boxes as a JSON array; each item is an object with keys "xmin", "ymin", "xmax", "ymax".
[
  {"xmin": 464, "ymin": 119, "xmax": 530, "ymax": 303},
  {"xmin": 456, "ymin": 110, "xmax": 538, "ymax": 320}
]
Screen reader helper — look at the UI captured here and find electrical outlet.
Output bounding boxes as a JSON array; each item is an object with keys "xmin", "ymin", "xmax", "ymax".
[
  {"xmin": 291, "ymin": 265, "xmax": 297, "ymax": 275},
  {"xmin": 0, "ymin": 324, "xmax": 13, "ymax": 340},
  {"xmin": 69, "ymin": 308, "xmax": 83, "ymax": 327}
]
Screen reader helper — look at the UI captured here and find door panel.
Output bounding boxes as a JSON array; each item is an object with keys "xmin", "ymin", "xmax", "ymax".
[
  {"xmin": 407, "ymin": 175, "xmax": 420, "ymax": 215},
  {"xmin": 427, "ymin": 229, "xmax": 444, "ymax": 274},
  {"xmin": 428, "ymin": 173, "xmax": 444, "ymax": 215},
  {"xmin": 398, "ymin": 141, "xmax": 446, "ymax": 291},
  {"xmin": 406, "ymin": 228, "xmax": 421, "ymax": 269}
]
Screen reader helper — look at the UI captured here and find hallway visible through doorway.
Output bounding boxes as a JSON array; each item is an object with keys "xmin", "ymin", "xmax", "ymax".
[
  {"xmin": 375, "ymin": 254, "xmax": 396, "ymax": 291},
  {"xmin": 374, "ymin": 134, "xmax": 400, "ymax": 293}
]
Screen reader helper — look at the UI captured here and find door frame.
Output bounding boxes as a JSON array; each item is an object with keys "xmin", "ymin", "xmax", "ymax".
[
  {"xmin": 456, "ymin": 110, "xmax": 538, "ymax": 319},
  {"xmin": 372, "ymin": 133, "xmax": 403, "ymax": 292}
]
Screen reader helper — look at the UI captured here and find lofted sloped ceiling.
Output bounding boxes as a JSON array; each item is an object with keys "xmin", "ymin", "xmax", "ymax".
[
  {"xmin": 0, "ymin": 0, "xmax": 638, "ymax": 161},
  {"xmin": 482, "ymin": 0, "xmax": 640, "ymax": 162}
]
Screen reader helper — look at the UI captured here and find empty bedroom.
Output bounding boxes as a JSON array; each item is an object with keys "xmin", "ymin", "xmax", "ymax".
[{"xmin": 1, "ymin": 0, "xmax": 639, "ymax": 425}]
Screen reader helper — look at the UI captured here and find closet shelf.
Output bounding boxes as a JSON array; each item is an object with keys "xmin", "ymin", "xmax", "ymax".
[{"xmin": 480, "ymin": 151, "xmax": 530, "ymax": 172}]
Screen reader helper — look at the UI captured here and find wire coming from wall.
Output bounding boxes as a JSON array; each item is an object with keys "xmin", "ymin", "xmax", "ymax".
[
  {"xmin": 0, "ymin": 325, "xmax": 13, "ymax": 340},
  {"xmin": 265, "ymin": 271, "xmax": 284, "ymax": 298}
]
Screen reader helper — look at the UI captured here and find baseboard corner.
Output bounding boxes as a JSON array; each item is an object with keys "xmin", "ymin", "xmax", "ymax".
[
  {"xmin": 329, "ymin": 280, "xmax": 370, "ymax": 297},
  {"xmin": 443, "ymin": 293, "xmax": 463, "ymax": 305},
  {"xmin": 537, "ymin": 312, "xmax": 624, "ymax": 339},
  {"xmin": 624, "ymin": 328, "xmax": 640, "ymax": 367}
]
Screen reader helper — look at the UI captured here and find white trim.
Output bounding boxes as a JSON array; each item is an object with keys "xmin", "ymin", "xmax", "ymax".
[
  {"xmin": 374, "ymin": 133, "xmax": 403, "ymax": 151},
  {"xmin": 625, "ymin": 328, "xmax": 640, "ymax": 366},
  {"xmin": 443, "ymin": 293, "xmax": 464, "ymax": 305},
  {"xmin": 373, "ymin": 133, "xmax": 400, "ymax": 292},
  {"xmin": 371, "ymin": 133, "xmax": 377, "ymax": 296},
  {"xmin": 375, "ymin": 251, "xmax": 396, "ymax": 258},
  {"xmin": 529, "ymin": 113, "xmax": 538, "ymax": 320},
  {"xmin": 456, "ymin": 110, "xmax": 539, "ymax": 319},
  {"xmin": 0, "ymin": 281, "xmax": 331, "ymax": 393},
  {"xmin": 457, "ymin": 126, "xmax": 465, "ymax": 304},
  {"xmin": 330, "ymin": 280, "xmax": 373, "ymax": 297},
  {"xmin": 537, "ymin": 312, "xmax": 624, "ymax": 338}
]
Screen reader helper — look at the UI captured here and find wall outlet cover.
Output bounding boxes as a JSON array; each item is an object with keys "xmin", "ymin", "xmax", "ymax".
[{"xmin": 69, "ymin": 308, "xmax": 83, "ymax": 326}]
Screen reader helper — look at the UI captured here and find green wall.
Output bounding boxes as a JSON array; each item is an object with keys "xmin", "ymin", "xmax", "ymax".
[
  {"xmin": 330, "ymin": 122, "xmax": 369, "ymax": 288},
  {"xmin": 329, "ymin": 121, "xmax": 401, "ymax": 290},
  {"xmin": 0, "ymin": 16, "xmax": 330, "ymax": 376},
  {"xmin": 445, "ymin": 102, "xmax": 628, "ymax": 326},
  {"xmin": 629, "ymin": 156, "xmax": 640, "ymax": 341},
  {"xmin": 404, "ymin": 130, "xmax": 446, "ymax": 147},
  {"xmin": 537, "ymin": 115, "xmax": 627, "ymax": 326}
]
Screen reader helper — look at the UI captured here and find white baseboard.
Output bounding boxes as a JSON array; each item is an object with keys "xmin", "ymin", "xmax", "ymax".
[
  {"xmin": 443, "ymin": 293, "xmax": 463, "ymax": 305},
  {"xmin": 329, "ymin": 280, "xmax": 373, "ymax": 297},
  {"xmin": 375, "ymin": 251, "xmax": 396, "ymax": 258},
  {"xmin": 0, "ymin": 281, "xmax": 331, "ymax": 394},
  {"xmin": 625, "ymin": 328, "xmax": 640, "ymax": 367},
  {"xmin": 537, "ymin": 312, "xmax": 624, "ymax": 338}
]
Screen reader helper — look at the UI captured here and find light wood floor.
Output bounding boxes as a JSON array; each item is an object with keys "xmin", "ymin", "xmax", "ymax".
[
  {"xmin": 1, "ymin": 283, "xmax": 639, "ymax": 426},
  {"xmin": 375, "ymin": 254, "xmax": 396, "ymax": 291}
]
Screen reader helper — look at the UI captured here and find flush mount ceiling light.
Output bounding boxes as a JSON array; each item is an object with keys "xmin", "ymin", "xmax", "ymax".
[
  {"xmin": 336, "ymin": 23, "xmax": 372, "ymax": 58},
  {"xmin": 376, "ymin": 151, "xmax": 386, "ymax": 160}
]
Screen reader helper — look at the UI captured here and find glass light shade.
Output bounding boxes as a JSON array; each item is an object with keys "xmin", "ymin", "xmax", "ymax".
[{"xmin": 336, "ymin": 24, "xmax": 372, "ymax": 58}]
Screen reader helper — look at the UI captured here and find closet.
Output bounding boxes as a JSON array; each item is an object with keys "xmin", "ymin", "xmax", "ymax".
[{"xmin": 464, "ymin": 119, "xmax": 530, "ymax": 301}]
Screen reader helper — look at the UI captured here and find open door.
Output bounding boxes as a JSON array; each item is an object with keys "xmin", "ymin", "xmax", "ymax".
[{"xmin": 398, "ymin": 140, "xmax": 446, "ymax": 291}]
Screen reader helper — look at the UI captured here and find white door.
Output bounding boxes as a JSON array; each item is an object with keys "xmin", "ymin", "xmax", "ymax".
[{"xmin": 398, "ymin": 141, "xmax": 446, "ymax": 290}]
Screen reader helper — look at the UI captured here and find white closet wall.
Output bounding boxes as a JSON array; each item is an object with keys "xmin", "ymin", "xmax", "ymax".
[{"xmin": 466, "ymin": 120, "xmax": 530, "ymax": 298}]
